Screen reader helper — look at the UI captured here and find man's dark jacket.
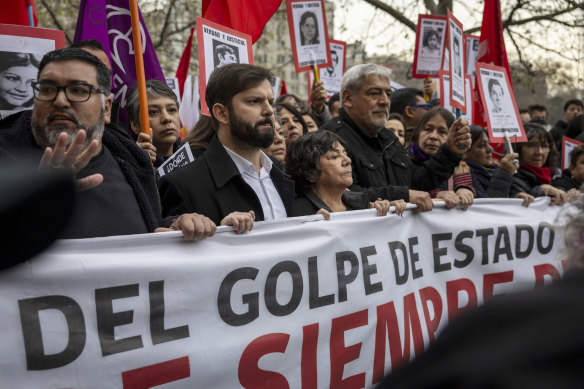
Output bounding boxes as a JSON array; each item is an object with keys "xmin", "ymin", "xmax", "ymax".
[
  {"xmin": 0, "ymin": 110, "xmax": 165, "ymax": 232},
  {"xmin": 320, "ymin": 108, "xmax": 462, "ymax": 201},
  {"xmin": 158, "ymin": 135, "xmax": 295, "ymax": 224},
  {"xmin": 552, "ymin": 169, "xmax": 581, "ymax": 192}
]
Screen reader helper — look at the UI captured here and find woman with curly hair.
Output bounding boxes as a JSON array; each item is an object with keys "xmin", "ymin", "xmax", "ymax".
[{"xmin": 286, "ymin": 130, "xmax": 406, "ymax": 217}]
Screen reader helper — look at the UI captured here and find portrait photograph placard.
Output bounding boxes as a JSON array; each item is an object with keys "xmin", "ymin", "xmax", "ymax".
[
  {"xmin": 465, "ymin": 34, "xmax": 479, "ymax": 83},
  {"xmin": 286, "ymin": 0, "xmax": 332, "ymax": 73},
  {"xmin": 0, "ymin": 24, "xmax": 65, "ymax": 120},
  {"xmin": 412, "ymin": 15, "xmax": 447, "ymax": 78},
  {"xmin": 476, "ymin": 62, "xmax": 527, "ymax": 143},
  {"xmin": 562, "ymin": 136, "xmax": 583, "ymax": 170},
  {"xmin": 307, "ymin": 39, "xmax": 346, "ymax": 98},
  {"xmin": 439, "ymin": 70, "xmax": 471, "ymax": 123},
  {"xmin": 447, "ymin": 10, "xmax": 465, "ymax": 112},
  {"xmin": 196, "ymin": 17, "xmax": 253, "ymax": 115}
]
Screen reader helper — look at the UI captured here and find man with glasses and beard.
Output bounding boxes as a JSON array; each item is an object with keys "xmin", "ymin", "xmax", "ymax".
[
  {"xmin": 159, "ymin": 64, "xmax": 295, "ymax": 232},
  {"xmin": 0, "ymin": 48, "xmax": 216, "ymax": 241}
]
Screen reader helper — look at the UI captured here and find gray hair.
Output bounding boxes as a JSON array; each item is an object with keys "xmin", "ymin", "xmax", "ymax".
[
  {"xmin": 558, "ymin": 191, "xmax": 584, "ymax": 269},
  {"xmin": 126, "ymin": 79, "xmax": 179, "ymax": 125},
  {"xmin": 340, "ymin": 64, "xmax": 392, "ymax": 103}
]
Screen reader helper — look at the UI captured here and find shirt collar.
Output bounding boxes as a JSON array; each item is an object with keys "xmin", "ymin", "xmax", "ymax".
[{"xmin": 223, "ymin": 145, "xmax": 273, "ymax": 176}]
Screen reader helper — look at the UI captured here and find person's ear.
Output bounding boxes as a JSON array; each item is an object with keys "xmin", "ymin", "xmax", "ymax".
[
  {"xmin": 104, "ymin": 96, "xmax": 113, "ymax": 125},
  {"xmin": 130, "ymin": 119, "xmax": 141, "ymax": 135},
  {"xmin": 341, "ymin": 90, "xmax": 352, "ymax": 109},
  {"xmin": 213, "ymin": 103, "xmax": 229, "ymax": 126},
  {"xmin": 404, "ymin": 106, "xmax": 415, "ymax": 120}
]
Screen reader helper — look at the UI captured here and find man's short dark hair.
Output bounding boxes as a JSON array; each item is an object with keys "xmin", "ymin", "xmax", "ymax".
[
  {"xmin": 328, "ymin": 92, "xmax": 340, "ymax": 111},
  {"xmin": 528, "ymin": 104, "xmax": 547, "ymax": 115},
  {"xmin": 570, "ymin": 145, "xmax": 584, "ymax": 168},
  {"xmin": 205, "ymin": 64, "xmax": 273, "ymax": 128},
  {"xmin": 70, "ymin": 39, "xmax": 106, "ymax": 53},
  {"xmin": 564, "ymin": 99, "xmax": 584, "ymax": 112},
  {"xmin": 38, "ymin": 47, "xmax": 111, "ymax": 94},
  {"xmin": 126, "ymin": 79, "xmax": 179, "ymax": 125},
  {"xmin": 389, "ymin": 88, "xmax": 424, "ymax": 115},
  {"xmin": 488, "ymin": 78, "xmax": 502, "ymax": 95}
]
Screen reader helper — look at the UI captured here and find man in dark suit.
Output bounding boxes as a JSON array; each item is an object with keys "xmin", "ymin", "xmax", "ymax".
[{"xmin": 159, "ymin": 64, "xmax": 295, "ymax": 233}]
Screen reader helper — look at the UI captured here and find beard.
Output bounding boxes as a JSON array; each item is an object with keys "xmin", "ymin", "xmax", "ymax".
[
  {"xmin": 31, "ymin": 106, "xmax": 105, "ymax": 151},
  {"xmin": 229, "ymin": 110, "xmax": 274, "ymax": 149}
]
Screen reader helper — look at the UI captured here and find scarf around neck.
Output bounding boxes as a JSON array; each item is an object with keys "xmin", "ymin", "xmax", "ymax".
[{"xmin": 522, "ymin": 163, "xmax": 551, "ymax": 185}]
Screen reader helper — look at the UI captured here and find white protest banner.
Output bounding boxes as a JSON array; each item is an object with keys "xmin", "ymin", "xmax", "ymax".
[
  {"xmin": 157, "ymin": 143, "xmax": 195, "ymax": 177},
  {"xmin": 1, "ymin": 199, "xmax": 564, "ymax": 388},
  {"xmin": 561, "ymin": 136, "xmax": 583, "ymax": 170},
  {"xmin": 412, "ymin": 15, "xmax": 447, "ymax": 78}
]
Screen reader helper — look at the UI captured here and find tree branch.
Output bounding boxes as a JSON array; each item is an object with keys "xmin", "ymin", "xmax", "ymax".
[
  {"xmin": 40, "ymin": 0, "xmax": 73, "ymax": 44},
  {"xmin": 361, "ymin": 0, "xmax": 417, "ymax": 31},
  {"xmin": 155, "ymin": 0, "xmax": 177, "ymax": 49},
  {"xmin": 508, "ymin": 27, "xmax": 576, "ymax": 61},
  {"xmin": 506, "ymin": 28, "xmax": 532, "ymax": 74}
]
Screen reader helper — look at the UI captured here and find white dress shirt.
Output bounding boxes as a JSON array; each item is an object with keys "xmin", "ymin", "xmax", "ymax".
[{"xmin": 223, "ymin": 146, "xmax": 288, "ymax": 220}]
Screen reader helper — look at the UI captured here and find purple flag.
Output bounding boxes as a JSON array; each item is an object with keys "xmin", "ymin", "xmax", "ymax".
[{"xmin": 73, "ymin": 0, "xmax": 165, "ymax": 125}]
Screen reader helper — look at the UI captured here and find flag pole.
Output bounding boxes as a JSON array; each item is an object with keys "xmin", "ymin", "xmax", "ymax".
[
  {"xmin": 25, "ymin": 0, "xmax": 34, "ymax": 26},
  {"xmin": 129, "ymin": 0, "xmax": 151, "ymax": 138}
]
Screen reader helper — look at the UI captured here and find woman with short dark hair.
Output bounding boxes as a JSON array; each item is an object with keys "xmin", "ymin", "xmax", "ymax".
[
  {"xmin": 286, "ymin": 130, "xmax": 406, "ymax": 217},
  {"xmin": 0, "ymin": 52, "xmax": 41, "ymax": 119}
]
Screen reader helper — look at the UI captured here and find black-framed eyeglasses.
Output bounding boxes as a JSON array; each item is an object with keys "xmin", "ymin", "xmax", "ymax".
[
  {"xmin": 409, "ymin": 103, "xmax": 431, "ymax": 110},
  {"xmin": 32, "ymin": 82, "xmax": 106, "ymax": 103}
]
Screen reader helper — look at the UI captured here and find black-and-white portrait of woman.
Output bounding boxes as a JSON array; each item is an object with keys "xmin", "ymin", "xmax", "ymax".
[
  {"xmin": 420, "ymin": 28, "xmax": 441, "ymax": 57},
  {"xmin": 0, "ymin": 52, "xmax": 41, "ymax": 119},
  {"xmin": 299, "ymin": 11, "xmax": 320, "ymax": 46}
]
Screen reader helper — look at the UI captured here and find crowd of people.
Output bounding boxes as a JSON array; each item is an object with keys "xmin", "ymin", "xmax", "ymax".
[{"xmin": 0, "ymin": 41, "xmax": 582, "ymax": 243}]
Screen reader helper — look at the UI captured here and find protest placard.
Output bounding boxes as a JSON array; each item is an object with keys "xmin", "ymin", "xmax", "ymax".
[
  {"xmin": 157, "ymin": 143, "xmax": 196, "ymax": 177},
  {"xmin": 412, "ymin": 15, "xmax": 447, "ymax": 78},
  {"xmin": 0, "ymin": 24, "xmax": 65, "ymax": 119},
  {"xmin": 476, "ymin": 62, "xmax": 527, "ymax": 143},
  {"xmin": 307, "ymin": 39, "xmax": 346, "ymax": 99},
  {"xmin": 196, "ymin": 17, "xmax": 253, "ymax": 116},
  {"xmin": 447, "ymin": 10, "xmax": 465, "ymax": 112},
  {"xmin": 439, "ymin": 71, "xmax": 472, "ymax": 122},
  {"xmin": 165, "ymin": 77, "xmax": 180, "ymax": 99},
  {"xmin": 286, "ymin": 0, "xmax": 332, "ymax": 73},
  {"xmin": 465, "ymin": 34, "xmax": 479, "ymax": 83},
  {"xmin": 562, "ymin": 136, "xmax": 583, "ymax": 170}
]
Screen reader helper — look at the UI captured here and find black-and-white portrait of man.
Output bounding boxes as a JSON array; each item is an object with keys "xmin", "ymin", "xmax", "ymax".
[
  {"xmin": 213, "ymin": 41, "xmax": 239, "ymax": 69},
  {"xmin": 488, "ymin": 78, "xmax": 504, "ymax": 113},
  {"xmin": 325, "ymin": 50, "xmax": 339, "ymax": 78}
]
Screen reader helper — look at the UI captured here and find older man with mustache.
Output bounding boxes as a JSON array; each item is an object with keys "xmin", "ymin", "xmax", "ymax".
[
  {"xmin": 320, "ymin": 63, "xmax": 471, "ymax": 211},
  {"xmin": 0, "ymin": 47, "xmax": 216, "ymax": 241}
]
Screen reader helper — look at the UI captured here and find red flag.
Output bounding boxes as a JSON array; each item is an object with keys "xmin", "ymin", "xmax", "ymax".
[
  {"xmin": 280, "ymin": 79, "xmax": 288, "ymax": 96},
  {"xmin": 473, "ymin": 0, "xmax": 510, "ymax": 131},
  {"xmin": 175, "ymin": 27, "xmax": 195, "ymax": 99},
  {"xmin": 202, "ymin": 0, "xmax": 280, "ymax": 43},
  {"xmin": 0, "ymin": 0, "xmax": 37, "ymax": 26}
]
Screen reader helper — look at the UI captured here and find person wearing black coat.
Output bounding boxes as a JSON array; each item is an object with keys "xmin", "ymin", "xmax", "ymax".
[
  {"xmin": 285, "ymin": 130, "xmax": 405, "ymax": 217},
  {"xmin": 319, "ymin": 64, "xmax": 471, "ymax": 212},
  {"xmin": 552, "ymin": 144, "xmax": 584, "ymax": 199}
]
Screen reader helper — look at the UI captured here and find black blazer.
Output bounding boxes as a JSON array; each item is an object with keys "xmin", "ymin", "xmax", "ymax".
[
  {"xmin": 159, "ymin": 135, "xmax": 295, "ymax": 224},
  {"xmin": 293, "ymin": 189, "xmax": 370, "ymax": 216}
]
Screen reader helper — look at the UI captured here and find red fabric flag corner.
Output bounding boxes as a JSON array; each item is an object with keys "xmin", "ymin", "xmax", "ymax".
[
  {"xmin": 280, "ymin": 79, "xmax": 288, "ymax": 95},
  {"xmin": 0, "ymin": 0, "xmax": 37, "ymax": 26},
  {"xmin": 176, "ymin": 27, "xmax": 195, "ymax": 99},
  {"xmin": 202, "ymin": 0, "xmax": 281, "ymax": 43}
]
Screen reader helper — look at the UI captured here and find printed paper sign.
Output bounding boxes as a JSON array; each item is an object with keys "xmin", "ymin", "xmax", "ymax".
[
  {"xmin": 439, "ymin": 71, "xmax": 472, "ymax": 122},
  {"xmin": 196, "ymin": 17, "xmax": 253, "ymax": 116},
  {"xmin": 165, "ymin": 77, "xmax": 180, "ymax": 99},
  {"xmin": 447, "ymin": 10, "xmax": 465, "ymax": 112},
  {"xmin": 0, "ymin": 24, "xmax": 65, "ymax": 120},
  {"xmin": 286, "ymin": 0, "xmax": 332, "ymax": 72},
  {"xmin": 412, "ymin": 15, "xmax": 447, "ymax": 78},
  {"xmin": 307, "ymin": 39, "xmax": 346, "ymax": 98},
  {"xmin": 562, "ymin": 136, "xmax": 583, "ymax": 170},
  {"xmin": 465, "ymin": 34, "xmax": 480, "ymax": 83},
  {"xmin": 476, "ymin": 62, "xmax": 527, "ymax": 143},
  {"xmin": 157, "ymin": 143, "xmax": 195, "ymax": 177}
]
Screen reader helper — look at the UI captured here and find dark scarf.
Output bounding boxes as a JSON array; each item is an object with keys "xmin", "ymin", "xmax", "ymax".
[
  {"xmin": 522, "ymin": 163, "xmax": 551, "ymax": 185},
  {"xmin": 465, "ymin": 159, "xmax": 496, "ymax": 190},
  {"xmin": 408, "ymin": 142, "xmax": 430, "ymax": 163}
]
